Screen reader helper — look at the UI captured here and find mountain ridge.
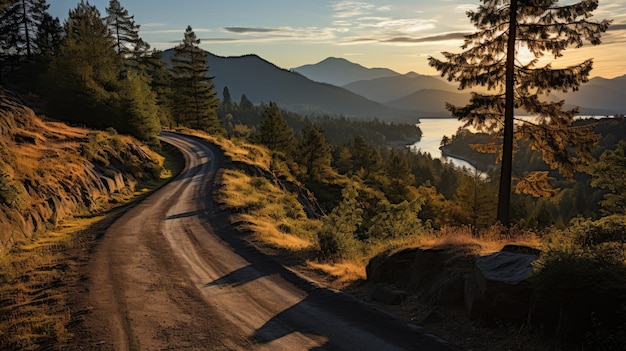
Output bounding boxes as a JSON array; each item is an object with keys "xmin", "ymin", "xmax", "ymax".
[{"xmin": 162, "ymin": 50, "xmax": 425, "ymax": 122}]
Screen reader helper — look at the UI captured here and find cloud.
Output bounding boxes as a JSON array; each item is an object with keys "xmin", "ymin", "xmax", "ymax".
[
  {"xmin": 223, "ymin": 27, "xmax": 277, "ymax": 34},
  {"xmin": 142, "ymin": 23, "xmax": 166, "ymax": 28},
  {"xmin": 331, "ymin": 1, "xmax": 375, "ymax": 18},
  {"xmin": 608, "ymin": 23, "xmax": 626, "ymax": 31},
  {"xmin": 383, "ymin": 32, "xmax": 468, "ymax": 44},
  {"xmin": 214, "ymin": 26, "xmax": 337, "ymax": 43}
]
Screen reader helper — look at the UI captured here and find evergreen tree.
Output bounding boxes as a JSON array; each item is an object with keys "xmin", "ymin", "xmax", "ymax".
[
  {"xmin": 169, "ymin": 25, "xmax": 223, "ymax": 134},
  {"xmin": 104, "ymin": 0, "xmax": 140, "ymax": 57},
  {"xmin": 298, "ymin": 123, "xmax": 332, "ymax": 181},
  {"xmin": 256, "ymin": 101, "xmax": 297, "ymax": 157},
  {"xmin": 34, "ymin": 11, "xmax": 61, "ymax": 57},
  {"xmin": 222, "ymin": 86, "xmax": 232, "ymax": 106},
  {"xmin": 384, "ymin": 149, "xmax": 415, "ymax": 204},
  {"xmin": 350, "ymin": 136, "xmax": 383, "ymax": 178},
  {"xmin": 142, "ymin": 49, "xmax": 174, "ymax": 128},
  {"xmin": 118, "ymin": 70, "xmax": 162, "ymax": 146},
  {"xmin": 0, "ymin": 0, "xmax": 49, "ymax": 58},
  {"xmin": 239, "ymin": 94, "xmax": 253, "ymax": 110},
  {"xmin": 49, "ymin": 0, "xmax": 120, "ymax": 125},
  {"xmin": 428, "ymin": 0, "xmax": 610, "ymax": 226}
]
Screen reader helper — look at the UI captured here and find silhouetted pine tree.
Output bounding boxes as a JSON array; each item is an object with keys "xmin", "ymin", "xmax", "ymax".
[
  {"xmin": 0, "ymin": 0, "xmax": 49, "ymax": 58},
  {"xmin": 428, "ymin": 0, "xmax": 611, "ymax": 225},
  {"xmin": 104, "ymin": 0, "xmax": 139, "ymax": 56},
  {"xmin": 169, "ymin": 25, "xmax": 223, "ymax": 134},
  {"xmin": 34, "ymin": 11, "xmax": 61, "ymax": 57}
]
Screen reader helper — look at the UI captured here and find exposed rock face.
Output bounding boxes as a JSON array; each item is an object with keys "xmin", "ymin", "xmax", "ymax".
[
  {"xmin": 0, "ymin": 88, "xmax": 161, "ymax": 251},
  {"xmin": 366, "ymin": 245, "xmax": 540, "ymax": 325},
  {"xmin": 366, "ymin": 247, "xmax": 475, "ymax": 307}
]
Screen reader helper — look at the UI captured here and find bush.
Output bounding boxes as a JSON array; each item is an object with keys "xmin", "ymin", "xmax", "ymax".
[
  {"xmin": 317, "ymin": 228, "xmax": 360, "ymax": 262},
  {"xmin": 529, "ymin": 216, "xmax": 626, "ymax": 344}
]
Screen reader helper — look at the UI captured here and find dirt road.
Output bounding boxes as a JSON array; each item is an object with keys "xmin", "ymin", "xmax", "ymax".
[{"xmin": 70, "ymin": 132, "xmax": 458, "ymax": 350}]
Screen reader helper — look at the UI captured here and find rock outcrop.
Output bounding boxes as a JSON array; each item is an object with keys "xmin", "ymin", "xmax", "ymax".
[
  {"xmin": 0, "ymin": 88, "xmax": 162, "ymax": 251},
  {"xmin": 366, "ymin": 245, "xmax": 540, "ymax": 325}
]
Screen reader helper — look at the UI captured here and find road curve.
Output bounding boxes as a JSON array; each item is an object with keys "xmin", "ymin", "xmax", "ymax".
[{"xmin": 76, "ymin": 132, "xmax": 459, "ymax": 351}]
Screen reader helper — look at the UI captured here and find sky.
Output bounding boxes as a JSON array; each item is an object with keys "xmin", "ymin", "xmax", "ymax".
[{"xmin": 48, "ymin": 0, "xmax": 626, "ymax": 78}]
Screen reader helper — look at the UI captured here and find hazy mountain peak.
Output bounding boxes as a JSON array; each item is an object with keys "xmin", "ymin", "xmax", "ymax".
[{"xmin": 292, "ymin": 57, "xmax": 399, "ymax": 87}]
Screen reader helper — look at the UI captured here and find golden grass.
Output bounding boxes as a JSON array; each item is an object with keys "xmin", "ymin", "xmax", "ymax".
[
  {"xmin": 235, "ymin": 214, "xmax": 314, "ymax": 250},
  {"xmin": 0, "ymin": 215, "xmax": 104, "ymax": 349},
  {"xmin": 307, "ymin": 261, "xmax": 366, "ymax": 287},
  {"xmin": 0, "ymin": 129, "xmax": 181, "ymax": 350}
]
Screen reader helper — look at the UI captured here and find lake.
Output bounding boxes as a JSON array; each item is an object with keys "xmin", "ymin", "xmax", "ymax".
[{"xmin": 409, "ymin": 118, "xmax": 478, "ymax": 171}]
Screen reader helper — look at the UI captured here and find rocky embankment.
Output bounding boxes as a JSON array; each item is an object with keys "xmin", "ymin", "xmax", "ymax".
[{"xmin": 0, "ymin": 88, "xmax": 163, "ymax": 251}]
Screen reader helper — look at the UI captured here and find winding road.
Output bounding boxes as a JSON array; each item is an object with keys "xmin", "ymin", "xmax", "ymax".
[{"xmin": 74, "ymin": 132, "xmax": 459, "ymax": 350}]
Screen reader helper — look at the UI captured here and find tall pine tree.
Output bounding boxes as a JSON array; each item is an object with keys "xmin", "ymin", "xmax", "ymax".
[
  {"xmin": 428, "ymin": 0, "xmax": 610, "ymax": 226},
  {"xmin": 104, "ymin": 0, "xmax": 140, "ymax": 57},
  {"xmin": 169, "ymin": 25, "xmax": 223, "ymax": 134}
]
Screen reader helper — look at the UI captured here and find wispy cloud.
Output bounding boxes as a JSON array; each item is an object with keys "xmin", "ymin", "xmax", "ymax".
[
  {"xmin": 223, "ymin": 27, "xmax": 276, "ymax": 34},
  {"xmin": 217, "ymin": 26, "xmax": 336, "ymax": 43},
  {"xmin": 331, "ymin": 1, "xmax": 375, "ymax": 18},
  {"xmin": 142, "ymin": 23, "xmax": 166, "ymax": 28},
  {"xmin": 384, "ymin": 32, "xmax": 468, "ymax": 44},
  {"xmin": 143, "ymin": 28, "xmax": 212, "ymax": 35}
]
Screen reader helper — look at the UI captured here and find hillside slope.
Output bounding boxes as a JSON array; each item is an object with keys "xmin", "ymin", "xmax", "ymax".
[{"xmin": 0, "ymin": 88, "xmax": 163, "ymax": 250}]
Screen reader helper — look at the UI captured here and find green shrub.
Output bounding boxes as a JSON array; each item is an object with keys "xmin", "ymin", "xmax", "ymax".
[{"xmin": 317, "ymin": 228, "xmax": 360, "ymax": 262}]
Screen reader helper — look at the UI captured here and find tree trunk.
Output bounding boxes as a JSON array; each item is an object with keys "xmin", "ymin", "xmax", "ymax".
[{"xmin": 497, "ymin": 0, "xmax": 517, "ymax": 226}]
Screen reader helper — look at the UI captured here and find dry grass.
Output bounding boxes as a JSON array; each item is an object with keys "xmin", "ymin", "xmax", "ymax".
[
  {"xmin": 0, "ymin": 135, "xmax": 181, "ymax": 350},
  {"xmin": 219, "ymin": 169, "xmax": 319, "ymax": 251},
  {"xmin": 173, "ymin": 127, "xmax": 272, "ymax": 170},
  {"xmin": 0, "ymin": 215, "xmax": 104, "ymax": 349},
  {"xmin": 306, "ymin": 261, "xmax": 366, "ymax": 289}
]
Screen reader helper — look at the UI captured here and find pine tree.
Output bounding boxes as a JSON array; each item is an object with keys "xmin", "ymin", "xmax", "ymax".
[
  {"xmin": 298, "ymin": 123, "xmax": 332, "ymax": 181},
  {"xmin": 0, "ymin": 0, "xmax": 49, "ymax": 58},
  {"xmin": 104, "ymin": 0, "xmax": 139, "ymax": 56},
  {"xmin": 256, "ymin": 102, "xmax": 297, "ymax": 157},
  {"xmin": 49, "ymin": 1, "xmax": 120, "ymax": 125},
  {"xmin": 34, "ymin": 11, "xmax": 61, "ymax": 57},
  {"xmin": 222, "ymin": 86, "xmax": 232, "ymax": 106},
  {"xmin": 169, "ymin": 25, "xmax": 223, "ymax": 134},
  {"xmin": 118, "ymin": 70, "xmax": 162, "ymax": 146},
  {"xmin": 428, "ymin": 0, "xmax": 611, "ymax": 226},
  {"xmin": 239, "ymin": 94, "xmax": 253, "ymax": 110}
]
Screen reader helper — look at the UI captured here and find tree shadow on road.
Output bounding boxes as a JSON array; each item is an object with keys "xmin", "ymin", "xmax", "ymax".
[{"xmin": 203, "ymin": 264, "xmax": 265, "ymax": 288}]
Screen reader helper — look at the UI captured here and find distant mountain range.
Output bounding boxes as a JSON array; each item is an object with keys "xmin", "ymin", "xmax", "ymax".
[
  {"xmin": 163, "ymin": 50, "xmax": 626, "ymax": 121},
  {"xmin": 291, "ymin": 57, "xmax": 398, "ymax": 87},
  {"xmin": 162, "ymin": 50, "xmax": 422, "ymax": 122}
]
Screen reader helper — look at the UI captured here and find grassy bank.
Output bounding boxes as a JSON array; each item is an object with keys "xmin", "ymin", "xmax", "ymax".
[{"xmin": 0, "ymin": 141, "xmax": 183, "ymax": 350}]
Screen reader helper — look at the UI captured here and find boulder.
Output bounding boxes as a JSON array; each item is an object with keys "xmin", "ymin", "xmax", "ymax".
[
  {"xmin": 367, "ymin": 247, "xmax": 473, "ymax": 306},
  {"xmin": 465, "ymin": 250, "xmax": 539, "ymax": 324}
]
